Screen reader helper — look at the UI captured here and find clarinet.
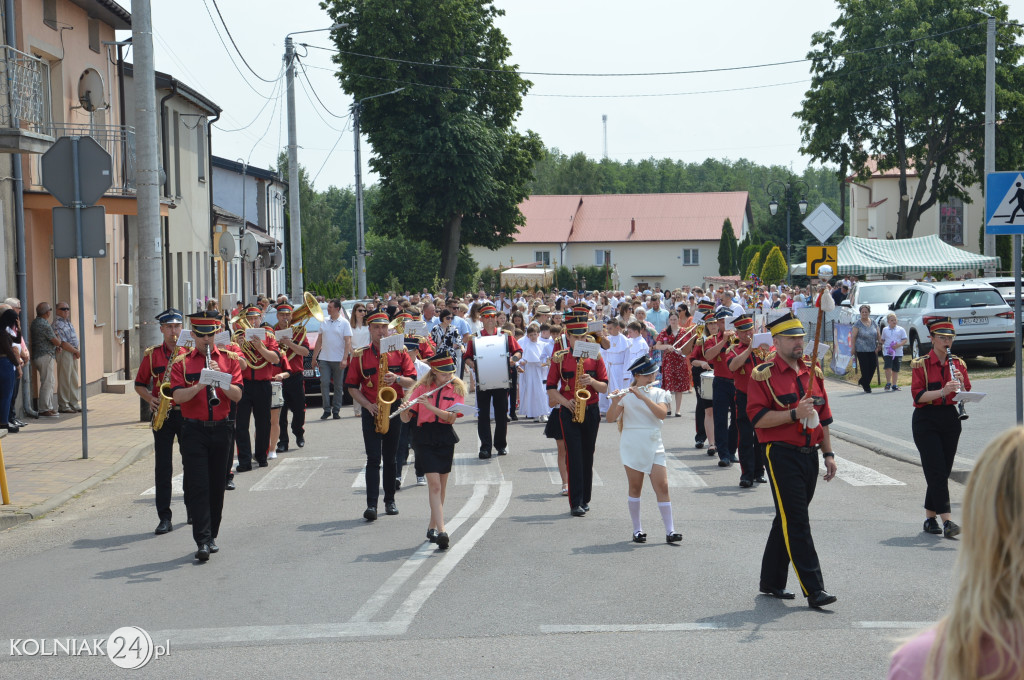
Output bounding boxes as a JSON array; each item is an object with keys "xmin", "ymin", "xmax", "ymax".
[
  {"xmin": 205, "ymin": 344, "xmax": 221, "ymax": 407},
  {"xmin": 947, "ymin": 353, "xmax": 967, "ymax": 421}
]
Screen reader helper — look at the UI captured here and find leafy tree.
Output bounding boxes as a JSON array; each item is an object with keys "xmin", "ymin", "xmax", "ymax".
[
  {"xmin": 797, "ymin": 0, "xmax": 1024, "ymax": 239},
  {"xmin": 718, "ymin": 219, "xmax": 736, "ymax": 275},
  {"xmin": 739, "ymin": 244, "xmax": 758, "ymax": 280},
  {"xmin": 760, "ymin": 246, "xmax": 788, "ymax": 286},
  {"xmin": 365, "ymin": 233, "xmax": 478, "ymax": 294},
  {"xmin": 756, "ymin": 242, "xmax": 776, "ymax": 272},
  {"xmin": 278, "ymin": 155, "xmax": 348, "ymax": 286},
  {"xmin": 321, "ymin": 0, "xmax": 543, "ymax": 288},
  {"xmin": 745, "ymin": 252, "xmax": 762, "ymax": 280}
]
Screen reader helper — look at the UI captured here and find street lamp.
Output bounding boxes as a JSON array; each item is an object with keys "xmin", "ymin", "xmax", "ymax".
[
  {"xmin": 765, "ymin": 179, "xmax": 809, "ymax": 286},
  {"xmin": 285, "ymin": 23, "xmax": 347, "ymax": 302}
]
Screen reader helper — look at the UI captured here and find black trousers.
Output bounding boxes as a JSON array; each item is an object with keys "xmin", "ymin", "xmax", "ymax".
[
  {"xmin": 761, "ymin": 442, "xmax": 825, "ymax": 596},
  {"xmin": 476, "ymin": 388, "xmax": 509, "ymax": 453},
  {"xmin": 856, "ymin": 351, "xmax": 878, "ymax": 390},
  {"xmin": 558, "ymin": 403, "xmax": 600, "ymax": 509},
  {"xmin": 735, "ymin": 392, "xmax": 761, "ymax": 481},
  {"xmin": 278, "ymin": 373, "xmax": 306, "ymax": 448},
  {"xmin": 235, "ymin": 379, "xmax": 271, "ymax": 469},
  {"xmin": 360, "ymin": 409, "xmax": 398, "ymax": 507},
  {"xmin": 508, "ymin": 369, "xmax": 519, "ymax": 417},
  {"xmin": 153, "ymin": 410, "xmax": 185, "ymax": 521},
  {"xmin": 181, "ymin": 421, "xmax": 232, "ymax": 546},
  {"xmin": 396, "ymin": 419, "xmax": 416, "ymax": 478},
  {"xmin": 712, "ymin": 377, "xmax": 738, "ymax": 460},
  {"xmin": 692, "ymin": 365, "xmax": 710, "ymax": 443},
  {"xmin": 912, "ymin": 406, "xmax": 961, "ymax": 515}
]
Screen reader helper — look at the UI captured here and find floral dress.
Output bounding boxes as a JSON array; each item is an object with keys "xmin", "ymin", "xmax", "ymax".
[{"xmin": 656, "ymin": 326, "xmax": 691, "ymax": 392}]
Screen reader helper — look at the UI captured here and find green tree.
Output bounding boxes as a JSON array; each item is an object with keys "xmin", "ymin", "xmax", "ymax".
[
  {"xmin": 757, "ymin": 242, "xmax": 776, "ymax": 273},
  {"xmin": 321, "ymin": 0, "xmax": 543, "ymax": 288},
  {"xmin": 717, "ymin": 219, "xmax": 736, "ymax": 275},
  {"xmin": 797, "ymin": 0, "xmax": 1024, "ymax": 239},
  {"xmin": 739, "ymin": 244, "xmax": 758, "ymax": 280},
  {"xmin": 745, "ymin": 252, "xmax": 762, "ymax": 280},
  {"xmin": 760, "ymin": 246, "xmax": 788, "ymax": 286},
  {"xmin": 278, "ymin": 154, "xmax": 348, "ymax": 286}
]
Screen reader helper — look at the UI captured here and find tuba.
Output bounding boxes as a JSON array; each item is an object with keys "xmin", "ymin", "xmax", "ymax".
[
  {"xmin": 375, "ymin": 351, "xmax": 398, "ymax": 434},
  {"xmin": 572, "ymin": 353, "xmax": 590, "ymax": 423},
  {"xmin": 152, "ymin": 382, "xmax": 174, "ymax": 431},
  {"xmin": 285, "ymin": 292, "xmax": 324, "ymax": 360}
]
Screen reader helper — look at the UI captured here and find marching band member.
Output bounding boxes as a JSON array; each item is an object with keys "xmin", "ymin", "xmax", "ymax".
[
  {"xmin": 395, "ymin": 338, "xmax": 431, "ymax": 490},
  {"xmin": 546, "ymin": 319, "xmax": 609, "ymax": 517},
  {"xmin": 746, "ymin": 311, "xmax": 838, "ymax": 609},
  {"xmin": 274, "ymin": 303, "xmax": 311, "ymax": 453},
  {"xmin": 704, "ymin": 308, "xmax": 739, "ymax": 468},
  {"xmin": 400, "ymin": 351, "xmax": 465, "ymax": 550},
  {"xmin": 344, "ymin": 311, "xmax": 417, "ymax": 520},
  {"xmin": 543, "ymin": 324, "xmax": 570, "ymax": 495},
  {"xmin": 233, "ymin": 306, "xmax": 283, "ymax": 472},
  {"xmin": 606, "ymin": 356, "xmax": 681, "ymax": 544},
  {"xmin": 463, "ymin": 304, "xmax": 522, "ymax": 459},
  {"xmin": 134, "ymin": 308, "xmax": 188, "ymax": 535},
  {"xmin": 686, "ymin": 303, "xmax": 716, "ymax": 450},
  {"xmin": 910, "ymin": 317, "xmax": 971, "ymax": 539},
  {"xmin": 727, "ymin": 314, "xmax": 767, "ymax": 488},
  {"xmin": 169, "ymin": 311, "xmax": 244, "ymax": 562}
]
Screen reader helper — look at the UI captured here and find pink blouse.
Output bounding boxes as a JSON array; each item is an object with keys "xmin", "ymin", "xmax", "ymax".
[
  {"xmin": 407, "ymin": 382, "xmax": 464, "ymax": 424},
  {"xmin": 889, "ymin": 627, "xmax": 1023, "ymax": 679}
]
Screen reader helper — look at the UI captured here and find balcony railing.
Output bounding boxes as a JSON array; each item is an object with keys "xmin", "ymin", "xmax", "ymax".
[
  {"xmin": 29, "ymin": 123, "xmax": 137, "ymax": 197},
  {"xmin": 0, "ymin": 45, "xmax": 49, "ymax": 129}
]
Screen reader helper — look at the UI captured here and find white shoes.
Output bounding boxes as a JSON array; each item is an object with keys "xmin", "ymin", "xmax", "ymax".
[
  {"xmin": 268, "ymin": 451, "xmax": 277, "ymax": 460},
  {"xmin": 416, "ymin": 476, "xmax": 427, "ymax": 486}
]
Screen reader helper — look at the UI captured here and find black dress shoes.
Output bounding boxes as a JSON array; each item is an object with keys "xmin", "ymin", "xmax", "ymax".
[
  {"xmin": 435, "ymin": 531, "xmax": 450, "ymax": 549},
  {"xmin": 226, "ymin": 479, "xmax": 236, "ymax": 491},
  {"xmin": 296, "ymin": 437, "xmax": 305, "ymax": 448},
  {"xmin": 739, "ymin": 478, "xmax": 754, "ymax": 488},
  {"xmin": 759, "ymin": 584, "xmax": 796, "ymax": 599},
  {"xmin": 276, "ymin": 443, "xmax": 287, "ymax": 454},
  {"xmin": 570, "ymin": 506, "xmax": 586, "ymax": 517},
  {"xmin": 707, "ymin": 447, "xmax": 718, "ymax": 457},
  {"xmin": 426, "ymin": 528, "xmax": 438, "ymax": 543},
  {"xmin": 807, "ymin": 590, "xmax": 838, "ymax": 608},
  {"xmin": 497, "ymin": 448, "xmax": 508, "ymax": 456},
  {"xmin": 363, "ymin": 507, "xmax": 378, "ymax": 521},
  {"xmin": 718, "ymin": 460, "xmax": 732, "ymax": 468},
  {"xmin": 320, "ymin": 411, "xmax": 331, "ymax": 420},
  {"xmin": 632, "ymin": 531, "xmax": 647, "ymax": 543},
  {"xmin": 385, "ymin": 502, "xmax": 399, "ymax": 516},
  {"xmin": 332, "ymin": 412, "xmax": 341, "ymax": 420},
  {"xmin": 187, "ymin": 516, "xmax": 193, "ymax": 525},
  {"xmin": 155, "ymin": 519, "xmax": 173, "ymax": 535},
  {"xmin": 195, "ymin": 544, "xmax": 211, "ymax": 561},
  {"xmin": 695, "ymin": 439, "xmax": 705, "ymax": 449},
  {"xmin": 923, "ymin": 517, "xmax": 942, "ymax": 535},
  {"xmin": 235, "ymin": 465, "xmax": 252, "ymax": 473},
  {"xmin": 666, "ymin": 532, "xmax": 682, "ymax": 543},
  {"xmin": 755, "ymin": 475, "xmax": 768, "ymax": 484},
  {"xmin": 208, "ymin": 539, "xmax": 219, "ymax": 554},
  {"xmin": 581, "ymin": 503, "xmax": 590, "ymax": 512},
  {"xmin": 478, "ymin": 449, "xmax": 491, "ymax": 459}
]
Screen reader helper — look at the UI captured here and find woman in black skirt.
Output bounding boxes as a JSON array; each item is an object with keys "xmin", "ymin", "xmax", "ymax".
[{"xmin": 400, "ymin": 351, "xmax": 465, "ymax": 550}]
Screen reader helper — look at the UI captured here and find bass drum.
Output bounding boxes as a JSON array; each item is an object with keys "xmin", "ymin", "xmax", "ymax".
[
  {"xmin": 699, "ymin": 371, "xmax": 715, "ymax": 401},
  {"xmin": 270, "ymin": 381, "xmax": 284, "ymax": 409},
  {"xmin": 474, "ymin": 334, "xmax": 510, "ymax": 391}
]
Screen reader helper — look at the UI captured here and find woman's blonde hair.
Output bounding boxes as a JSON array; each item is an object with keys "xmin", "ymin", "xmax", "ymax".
[
  {"xmin": 413, "ymin": 370, "xmax": 466, "ymax": 398},
  {"xmin": 921, "ymin": 427, "xmax": 1024, "ymax": 679}
]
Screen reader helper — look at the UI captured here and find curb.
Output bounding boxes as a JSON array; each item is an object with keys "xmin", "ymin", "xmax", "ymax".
[{"xmin": 0, "ymin": 439, "xmax": 153, "ymax": 531}]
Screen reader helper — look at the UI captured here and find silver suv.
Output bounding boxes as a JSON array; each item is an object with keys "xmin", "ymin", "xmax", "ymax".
[
  {"xmin": 890, "ymin": 282, "xmax": 1017, "ymax": 367},
  {"xmin": 839, "ymin": 280, "xmax": 914, "ymax": 329}
]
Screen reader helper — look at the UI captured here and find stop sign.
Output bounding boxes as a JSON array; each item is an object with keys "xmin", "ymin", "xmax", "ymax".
[{"xmin": 41, "ymin": 136, "xmax": 113, "ymax": 207}]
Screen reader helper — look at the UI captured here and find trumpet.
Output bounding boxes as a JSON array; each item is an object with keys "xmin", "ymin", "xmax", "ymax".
[
  {"xmin": 947, "ymin": 353, "xmax": 968, "ymax": 421},
  {"xmin": 607, "ymin": 380, "xmax": 660, "ymax": 399}
]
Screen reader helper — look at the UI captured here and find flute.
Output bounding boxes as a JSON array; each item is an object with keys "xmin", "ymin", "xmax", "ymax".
[
  {"xmin": 607, "ymin": 380, "xmax": 660, "ymax": 399},
  {"xmin": 389, "ymin": 381, "xmax": 448, "ymax": 419}
]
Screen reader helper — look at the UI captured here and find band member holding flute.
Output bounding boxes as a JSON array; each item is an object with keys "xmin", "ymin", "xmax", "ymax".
[
  {"xmin": 400, "ymin": 351, "xmax": 465, "ymax": 550},
  {"xmin": 910, "ymin": 317, "xmax": 971, "ymax": 540},
  {"xmin": 606, "ymin": 356, "xmax": 681, "ymax": 544},
  {"xmin": 134, "ymin": 308, "xmax": 188, "ymax": 535},
  {"xmin": 169, "ymin": 312, "xmax": 244, "ymax": 562}
]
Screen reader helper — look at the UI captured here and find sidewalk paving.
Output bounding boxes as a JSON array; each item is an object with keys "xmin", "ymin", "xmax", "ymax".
[{"xmin": 0, "ymin": 391, "xmax": 153, "ymax": 530}]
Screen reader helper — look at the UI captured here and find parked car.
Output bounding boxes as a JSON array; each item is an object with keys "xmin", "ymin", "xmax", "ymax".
[
  {"xmin": 974, "ymin": 277, "xmax": 1023, "ymax": 308},
  {"xmin": 263, "ymin": 303, "xmax": 351, "ymax": 404},
  {"xmin": 839, "ymin": 280, "xmax": 915, "ymax": 329},
  {"xmin": 889, "ymin": 281, "xmax": 1017, "ymax": 366}
]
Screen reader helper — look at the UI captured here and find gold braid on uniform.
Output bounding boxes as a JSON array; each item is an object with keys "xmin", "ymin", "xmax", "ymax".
[
  {"xmin": 752, "ymin": 361, "xmax": 788, "ymax": 409},
  {"xmin": 910, "ymin": 356, "xmax": 926, "ymax": 370}
]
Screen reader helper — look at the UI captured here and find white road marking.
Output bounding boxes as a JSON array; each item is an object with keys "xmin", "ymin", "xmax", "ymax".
[
  {"xmin": 349, "ymin": 483, "xmax": 488, "ymax": 623},
  {"xmin": 250, "ymin": 457, "xmax": 329, "ymax": 492},
  {"xmin": 664, "ymin": 453, "xmax": 707, "ymax": 487},
  {"xmin": 351, "ymin": 464, "xmax": 410, "ymax": 489},
  {"xmin": 820, "ymin": 455, "xmax": 905, "ymax": 486},
  {"xmin": 454, "ymin": 454, "xmax": 505, "ymax": 485},
  {"xmin": 540, "ymin": 623, "xmax": 729, "ymax": 633},
  {"xmin": 140, "ymin": 473, "xmax": 183, "ymax": 497},
  {"xmin": 390, "ymin": 481, "xmax": 513, "ymax": 629},
  {"xmin": 82, "ymin": 622, "xmax": 405, "ymax": 646},
  {"xmin": 854, "ymin": 621, "xmax": 935, "ymax": 629},
  {"xmin": 539, "ymin": 449, "xmax": 604, "ymax": 487}
]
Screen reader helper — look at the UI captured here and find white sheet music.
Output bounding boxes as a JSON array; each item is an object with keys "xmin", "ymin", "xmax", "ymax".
[
  {"xmin": 953, "ymin": 391, "xmax": 985, "ymax": 403},
  {"xmin": 199, "ymin": 368, "xmax": 232, "ymax": 387},
  {"xmin": 274, "ymin": 328, "xmax": 293, "ymax": 341},
  {"xmin": 244, "ymin": 328, "xmax": 266, "ymax": 342},
  {"xmin": 573, "ymin": 340, "xmax": 601, "ymax": 357},
  {"xmin": 176, "ymin": 329, "xmax": 193, "ymax": 347},
  {"xmin": 214, "ymin": 330, "xmax": 231, "ymax": 347},
  {"xmin": 380, "ymin": 334, "xmax": 403, "ymax": 354}
]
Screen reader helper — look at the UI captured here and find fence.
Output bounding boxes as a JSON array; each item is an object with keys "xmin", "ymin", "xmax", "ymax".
[
  {"xmin": 0, "ymin": 46, "xmax": 49, "ymax": 129},
  {"xmin": 29, "ymin": 123, "xmax": 137, "ymax": 196}
]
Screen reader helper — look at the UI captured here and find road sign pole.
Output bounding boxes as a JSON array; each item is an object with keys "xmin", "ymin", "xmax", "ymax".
[
  {"xmin": 71, "ymin": 137, "xmax": 89, "ymax": 460},
  {"xmin": 1016, "ymin": 234, "xmax": 1022, "ymax": 425}
]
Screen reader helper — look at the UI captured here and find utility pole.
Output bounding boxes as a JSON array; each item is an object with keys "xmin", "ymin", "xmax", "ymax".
[
  {"xmin": 132, "ymin": 0, "xmax": 163, "ymax": 355},
  {"xmin": 984, "ymin": 13, "xmax": 996, "ymax": 276},
  {"xmin": 602, "ymin": 114, "xmax": 608, "ymax": 159},
  {"xmin": 354, "ymin": 103, "xmax": 367, "ymax": 298},
  {"xmin": 285, "ymin": 36, "xmax": 303, "ymax": 301}
]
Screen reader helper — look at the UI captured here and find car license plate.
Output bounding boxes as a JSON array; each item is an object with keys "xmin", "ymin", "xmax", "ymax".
[
  {"xmin": 304, "ymin": 368, "xmax": 319, "ymax": 378},
  {"xmin": 958, "ymin": 317, "xmax": 988, "ymax": 325}
]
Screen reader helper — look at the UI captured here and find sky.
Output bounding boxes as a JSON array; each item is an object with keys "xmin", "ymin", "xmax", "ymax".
[{"xmin": 119, "ymin": 0, "xmax": 1024, "ymax": 192}]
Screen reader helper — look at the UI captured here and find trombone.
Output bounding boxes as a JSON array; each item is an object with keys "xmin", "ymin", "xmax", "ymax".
[{"xmin": 668, "ymin": 322, "xmax": 706, "ymax": 352}]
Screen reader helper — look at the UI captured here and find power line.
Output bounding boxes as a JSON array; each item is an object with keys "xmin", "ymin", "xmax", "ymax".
[
  {"xmin": 312, "ymin": 119, "xmax": 351, "ymax": 187},
  {"xmin": 295, "ymin": 57, "xmax": 353, "ymax": 120},
  {"xmin": 295, "ymin": 65, "xmax": 350, "ymax": 133},
  {"xmin": 214, "ymin": 76, "xmax": 283, "ymax": 133},
  {"xmin": 200, "ymin": 0, "xmax": 282, "ymax": 99},
  {"xmin": 208, "ymin": 0, "xmax": 278, "ymax": 83}
]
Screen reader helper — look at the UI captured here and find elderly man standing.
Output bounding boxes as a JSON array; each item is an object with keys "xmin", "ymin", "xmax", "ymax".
[
  {"xmin": 30, "ymin": 302, "xmax": 63, "ymax": 418},
  {"xmin": 53, "ymin": 301, "xmax": 81, "ymax": 413}
]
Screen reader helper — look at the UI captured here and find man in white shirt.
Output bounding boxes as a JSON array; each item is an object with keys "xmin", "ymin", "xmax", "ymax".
[
  {"xmin": 718, "ymin": 290, "xmax": 745, "ymax": 318},
  {"xmin": 311, "ymin": 299, "xmax": 353, "ymax": 419}
]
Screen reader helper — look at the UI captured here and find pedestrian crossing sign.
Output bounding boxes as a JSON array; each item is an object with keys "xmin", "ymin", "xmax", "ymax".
[{"xmin": 985, "ymin": 171, "xmax": 1024, "ymax": 234}]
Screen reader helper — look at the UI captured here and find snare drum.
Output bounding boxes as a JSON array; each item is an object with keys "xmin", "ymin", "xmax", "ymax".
[
  {"xmin": 699, "ymin": 371, "xmax": 715, "ymax": 401},
  {"xmin": 474, "ymin": 334, "xmax": 510, "ymax": 391},
  {"xmin": 270, "ymin": 381, "xmax": 284, "ymax": 409}
]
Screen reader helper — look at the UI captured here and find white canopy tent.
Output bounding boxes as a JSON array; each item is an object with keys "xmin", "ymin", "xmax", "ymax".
[{"xmin": 790, "ymin": 235, "xmax": 1000, "ymax": 276}]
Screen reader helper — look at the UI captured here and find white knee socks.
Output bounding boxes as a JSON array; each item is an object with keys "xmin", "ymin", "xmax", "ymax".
[
  {"xmin": 658, "ymin": 501, "xmax": 674, "ymax": 535},
  {"xmin": 628, "ymin": 496, "xmax": 642, "ymax": 533}
]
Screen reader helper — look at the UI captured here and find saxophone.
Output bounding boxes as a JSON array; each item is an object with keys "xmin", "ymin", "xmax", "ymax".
[
  {"xmin": 374, "ymin": 351, "xmax": 398, "ymax": 434},
  {"xmin": 152, "ymin": 382, "xmax": 174, "ymax": 431},
  {"xmin": 572, "ymin": 354, "xmax": 590, "ymax": 423}
]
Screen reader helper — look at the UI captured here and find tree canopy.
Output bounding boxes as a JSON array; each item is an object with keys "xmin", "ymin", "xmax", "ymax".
[
  {"xmin": 797, "ymin": 0, "xmax": 1024, "ymax": 239},
  {"xmin": 320, "ymin": 0, "xmax": 543, "ymax": 288},
  {"xmin": 760, "ymin": 246, "xmax": 788, "ymax": 286}
]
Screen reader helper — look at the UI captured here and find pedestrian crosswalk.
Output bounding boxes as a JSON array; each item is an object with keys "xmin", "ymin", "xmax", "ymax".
[
  {"xmin": 818, "ymin": 454, "xmax": 905, "ymax": 486},
  {"xmin": 251, "ymin": 457, "xmax": 330, "ymax": 492},
  {"xmin": 140, "ymin": 474, "xmax": 183, "ymax": 497}
]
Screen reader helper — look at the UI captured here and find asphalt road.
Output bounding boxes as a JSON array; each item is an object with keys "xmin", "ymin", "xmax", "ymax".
[{"xmin": 0, "ymin": 393, "xmax": 970, "ymax": 679}]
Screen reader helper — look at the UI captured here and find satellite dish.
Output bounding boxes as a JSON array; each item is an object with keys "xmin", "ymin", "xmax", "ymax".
[
  {"xmin": 77, "ymin": 69, "xmax": 105, "ymax": 112},
  {"xmin": 269, "ymin": 248, "xmax": 283, "ymax": 269},
  {"xmin": 241, "ymin": 233, "xmax": 259, "ymax": 263},
  {"xmin": 217, "ymin": 231, "xmax": 236, "ymax": 261}
]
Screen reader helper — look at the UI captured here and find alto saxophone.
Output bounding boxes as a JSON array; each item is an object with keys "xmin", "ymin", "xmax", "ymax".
[
  {"xmin": 572, "ymin": 354, "xmax": 590, "ymax": 423},
  {"xmin": 375, "ymin": 351, "xmax": 398, "ymax": 434},
  {"xmin": 152, "ymin": 382, "xmax": 174, "ymax": 431}
]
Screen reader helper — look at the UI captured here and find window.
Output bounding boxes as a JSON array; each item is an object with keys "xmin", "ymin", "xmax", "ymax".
[
  {"xmin": 939, "ymin": 197, "xmax": 964, "ymax": 246},
  {"xmin": 535, "ymin": 250, "xmax": 550, "ymax": 266},
  {"xmin": 44, "ymin": 0, "xmax": 56, "ymax": 29},
  {"xmin": 681, "ymin": 248, "xmax": 700, "ymax": 266},
  {"xmin": 595, "ymin": 249, "xmax": 611, "ymax": 266},
  {"xmin": 88, "ymin": 19, "xmax": 100, "ymax": 53},
  {"xmin": 196, "ymin": 121, "xmax": 206, "ymax": 182}
]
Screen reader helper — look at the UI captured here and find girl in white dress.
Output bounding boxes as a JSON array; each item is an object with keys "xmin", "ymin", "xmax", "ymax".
[
  {"xmin": 517, "ymin": 325, "xmax": 552, "ymax": 420},
  {"xmin": 599, "ymin": 319, "xmax": 628, "ymax": 414},
  {"xmin": 606, "ymin": 356, "xmax": 682, "ymax": 544}
]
